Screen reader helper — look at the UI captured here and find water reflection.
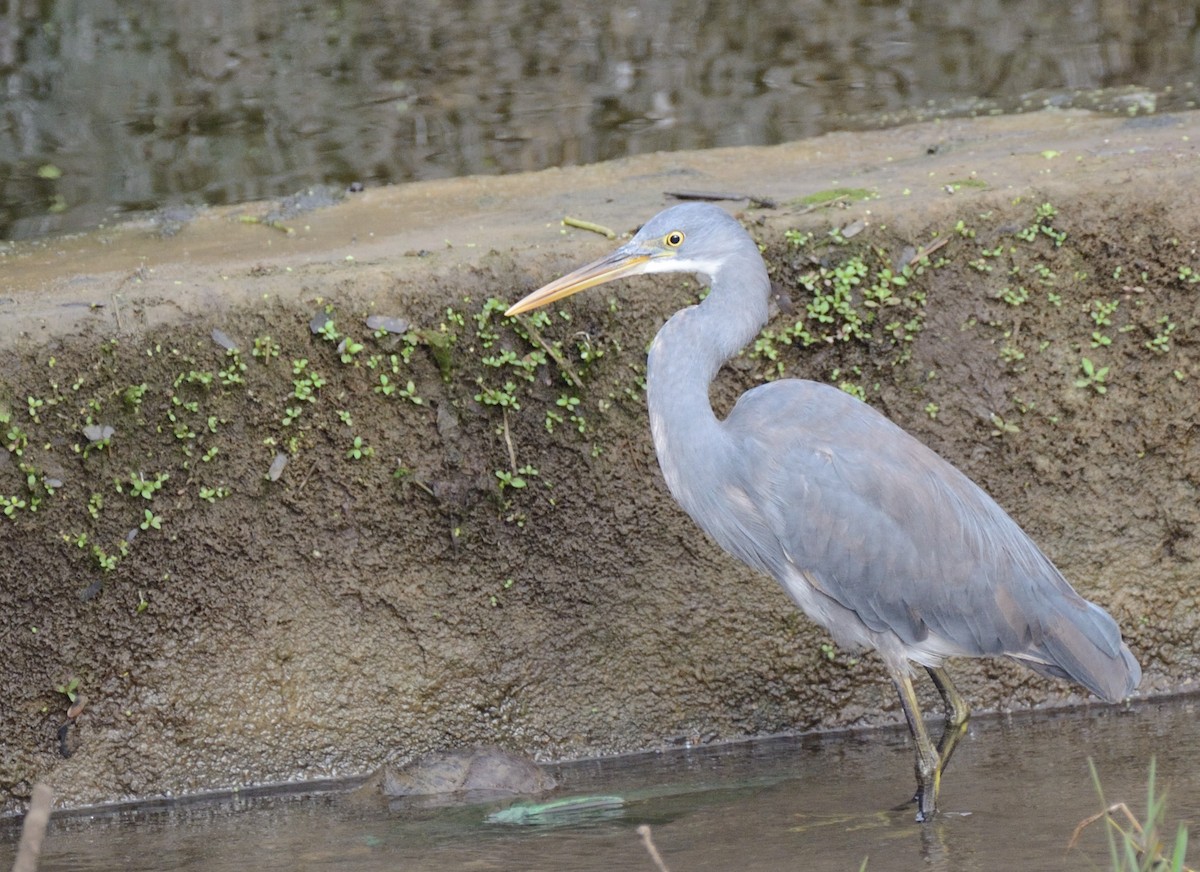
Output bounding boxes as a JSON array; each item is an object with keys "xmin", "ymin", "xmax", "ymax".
[
  {"xmin": 3, "ymin": 696, "xmax": 1197, "ymax": 872},
  {"xmin": 1, "ymin": 0, "xmax": 1197, "ymax": 239}
]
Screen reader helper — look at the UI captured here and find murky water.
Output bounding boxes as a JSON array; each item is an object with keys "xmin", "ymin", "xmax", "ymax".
[
  {"xmin": 3, "ymin": 695, "xmax": 1195, "ymax": 871},
  {"xmin": 3, "ymin": 0, "xmax": 1199, "ymax": 240}
]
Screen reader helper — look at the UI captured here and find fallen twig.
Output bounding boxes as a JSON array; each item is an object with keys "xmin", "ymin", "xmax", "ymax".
[
  {"xmin": 793, "ymin": 194, "xmax": 848, "ymax": 215},
  {"xmin": 13, "ymin": 782, "xmax": 52, "ymax": 872},
  {"xmin": 502, "ymin": 407, "xmax": 518, "ymax": 474},
  {"xmin": 907, "ymin": 237, "xmax": 949, "ymax": 266},
  {"xmin": 511, "ymin": 315, "xmax": 584, "ymax": 390},
  {"xmin": 637, "ymin": 824, "xmax": 672, "ymax": 872},
  {"xmin": 562, "ymin": 216, "xmax": 616, "ymax": 239},
  {"xmin": 665, "ymin": 190, "xmax": 777, "ymax": 209}
]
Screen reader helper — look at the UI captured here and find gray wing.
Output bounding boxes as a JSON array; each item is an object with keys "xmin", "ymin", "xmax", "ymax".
[{"xmin": 714, "ymin": 379, "xmax": 1137, "ymax": 701}]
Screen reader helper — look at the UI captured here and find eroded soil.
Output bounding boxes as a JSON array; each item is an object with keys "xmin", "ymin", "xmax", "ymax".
[{"xmin": 1, "ymin": 110, "xmax": 1198, "ymax": 815}]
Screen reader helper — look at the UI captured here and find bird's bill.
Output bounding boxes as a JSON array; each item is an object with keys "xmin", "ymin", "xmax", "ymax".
[{"xmin": 505, "ymin": 246, "xmax": 651, "ymax": 316}]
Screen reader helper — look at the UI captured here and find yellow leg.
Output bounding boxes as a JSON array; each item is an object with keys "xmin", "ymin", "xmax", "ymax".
[
  {"xmin": 892, "ymin": 670, "xmax": 940, "ymax": 822},
  {"xmin": 927, "ymin": 666, "xmax": 971, "ymax": 772}
]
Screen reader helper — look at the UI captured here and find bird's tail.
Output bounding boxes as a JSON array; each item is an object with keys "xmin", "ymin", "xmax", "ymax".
[{"xmin": 1013, "ymin": 599, "xmax": 1141, "ymax": 703}]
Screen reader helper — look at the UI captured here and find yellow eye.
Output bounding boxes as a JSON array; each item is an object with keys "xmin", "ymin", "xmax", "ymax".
[{"xmin": 664, "ymin": 230, "xmax": 685, "ymax": 248}]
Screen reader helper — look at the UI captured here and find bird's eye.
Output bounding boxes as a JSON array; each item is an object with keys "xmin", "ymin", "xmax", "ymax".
[{"xmin": 664, "ymin": 230, "xmax": 685, "ymax": 248}]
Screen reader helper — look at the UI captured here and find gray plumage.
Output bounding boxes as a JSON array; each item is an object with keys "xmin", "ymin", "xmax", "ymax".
[{"xmin": 507, "ymin": 202, "xmax": 1140, "ymax": 820}]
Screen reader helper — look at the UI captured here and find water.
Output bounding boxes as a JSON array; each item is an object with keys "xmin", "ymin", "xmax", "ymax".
[
  {"xmin": 3, "ymin": 0, "xmax": 1198, "ymax": 240},
  {"xmin": 4, "ymin": 695, "xmax": 1196, "ymax": 871}
]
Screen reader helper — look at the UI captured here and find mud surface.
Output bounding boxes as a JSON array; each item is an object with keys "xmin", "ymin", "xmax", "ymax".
[{"xmin": 1, "ymin": 110, "xmax": 1199, "ymax": 815}]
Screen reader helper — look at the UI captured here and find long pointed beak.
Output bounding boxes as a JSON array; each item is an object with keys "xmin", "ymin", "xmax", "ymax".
[{"xmin": 506, "ymin": 245, "xmax": 654, "ymax": 316}]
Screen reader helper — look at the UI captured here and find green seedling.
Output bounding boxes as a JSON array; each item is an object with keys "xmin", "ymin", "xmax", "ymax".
[
  {"xmin": 1076, "ymin": 358, "xmax": 1110, "ymax": 394},
  {"xmin": 55, "ymin": 677, "xmax": 81, "ymax": 703},
  {"xmin": 1145, "ymin": 317, "xmax": 1176, "ymax": 354},
  {"xmin": 346, "ymin": 436, "xmax": 374, "ymax": 460},
  {"xmin": 477, "ymin": 382, "xmax": 520, "ymax": 410},
  {"xmin": 124, "ymin": 472, "xmax": 169, "ymax": 499},
  {"xmin": 252, "ymin": 335, "xmax": 280, "ymax": 362},
  {"xmin": 198, "ymin": 485, "xmax": 231, "ymax": 503},
  {"xmin": 1090, "ymin": 298, "xmax": 1119, "ymax": 327}
]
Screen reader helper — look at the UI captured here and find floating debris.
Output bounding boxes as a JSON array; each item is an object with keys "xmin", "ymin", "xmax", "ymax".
[
  {"xmin": 211, "ymin": 328, "xmax": 238, "ymax": 352},
  {"xmin": 267, "ymin": 452, "xmax": 288, "ymax": 482},
  {"xmin": 487, "ymin": 795, "xmax": 626, "ymax": 826},
  {"xmin": 365, "ymin": 315, "xmax": 410, "ymax": 334}
]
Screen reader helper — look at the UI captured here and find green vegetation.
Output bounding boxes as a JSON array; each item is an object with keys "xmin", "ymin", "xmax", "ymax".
[
  {"xmin": 1070, "ymin": 759, "xmax": 1192, "ymax": 872},
  {"xmin": 1076, "ymin": 358, "xmax": 1111, "ymax": 394},
  {"xmin": 0, "ymin": 198, "xmax": 1189, "ymax": 604}
]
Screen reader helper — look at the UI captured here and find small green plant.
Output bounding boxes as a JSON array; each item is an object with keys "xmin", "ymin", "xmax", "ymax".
[
  {"xmin": 339, "ymin": 337, "xmax": 365, "ymax": 363},
  {"xmin": 252, "ymin": 335, "xmax": 280, "ymax": 363},
  {"xmin": 346, "ymin": 436, "xmax": 374, "ymax": 460},
  {"xmin": 123, "ymin": 383, "xmax": 148, "ymax": 408},
  {"xmin": 1090, "ymin": 298, "xmax": 1120, "ymax": 327},
  {"xmin": 219, "ymin": 350, "xmax": 247, "ymax": 386},
  {"xmin": 990, "ymin": 413, "xmax": 1020, "ymax": 436},
  {"xmin": 1, "ymin": 494, "xmax": 27, "ymax": 518},
  {"xmin": 999, "ymin": 285, "xmax": 1030, "ymax": 306},
  {"xmin": 495, "ymin": 469, "xmax": 526, "ymax": 491},
  {"xmin": 1145, "ymin": 317, "xmax": 1176, "ymax": 354},
  {"xmin": 477, "ymin": 382, "xmax": 520, "ymax": 410},
  {"xmin": 124, "ymin": 471, "xmax": 169, "ymax": 499},
  {"xmin": 317, "ymin": 320, "xmax": 340, "ymax": 343},
  {"xmin": 64, "ymin": 531, "xmax": 89, "ymax": 548},
  {"xmin": 55, "ymin": 677, "xmax": 81, "ymax": 704},
  {"xmin": 198, "ymin": 485, "xmax": 231, "ymax": 503},
  {"xmin": 488, "ymin": 576, "xmax": 516, "ymax": 607},
  {"xmin": 1000, "ymin": 344, "xmax": 1026, "ymax": 363},
  {"xmin": 291, "ymin": 361, "xmax": 326, "ymax": 403},
  {"xmin": 784, "ymin": 228, "xmax": 814, "ymax": 248},
  {"xmin": 139, "ymin": 509, "xmax": 162, "ymax": 531},
  {"xmin": 1016, "ymin": 202, "xmax": 1066, "ymax": 246},
  {"xmin": 2, "ymin": 411, "xmax": 28, "ymax": 456},
  {"xmin": 1075, "ymin": 358, "xmax": 1110, "ymax": 394}
]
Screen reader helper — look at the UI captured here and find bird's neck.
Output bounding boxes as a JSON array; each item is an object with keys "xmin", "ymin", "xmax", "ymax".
[{"xmin": 645, "ymin": 259, "xmax": 770, "ymax": 504}]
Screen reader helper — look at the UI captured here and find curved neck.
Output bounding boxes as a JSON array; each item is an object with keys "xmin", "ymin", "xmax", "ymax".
[{"xmin": 645, "ymin": 255, "xmax": 770, "ymax": 508}]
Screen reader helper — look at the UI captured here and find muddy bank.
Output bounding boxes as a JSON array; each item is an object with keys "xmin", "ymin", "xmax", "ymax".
[{"xmin": 1, "ymin": 109, "xmax": 1198, "ymax": 815}]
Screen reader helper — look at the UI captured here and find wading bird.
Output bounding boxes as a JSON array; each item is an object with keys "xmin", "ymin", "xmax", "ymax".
[{"xmin": 506, "ymin": 203, "xmax": 1140, "ymax": 821}]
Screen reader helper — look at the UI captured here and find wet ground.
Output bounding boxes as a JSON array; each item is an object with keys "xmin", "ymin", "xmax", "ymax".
[{"xmin": 3, "ymin": 695, "xmax": 1196, "ymax": 871}]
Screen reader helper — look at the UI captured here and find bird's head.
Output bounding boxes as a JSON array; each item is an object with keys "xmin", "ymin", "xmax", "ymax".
[{"xmin": 506, "ymin": 203, "xmax": 753, "ymax": 316}]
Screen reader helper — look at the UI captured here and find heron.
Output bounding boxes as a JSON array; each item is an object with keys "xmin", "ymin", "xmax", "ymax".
[{"xmin": 506, "ymin": 202, "xmax": 1140, "ymax": 821}]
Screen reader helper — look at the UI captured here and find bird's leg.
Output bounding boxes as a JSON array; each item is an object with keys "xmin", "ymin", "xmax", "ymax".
[
  {"xmin": 892, "ymin": 670, "xmax": 940, "ymax": 822},
  {"xmin": 926, "ymin": 665, "xmax": 970, "ymax": 774}
]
